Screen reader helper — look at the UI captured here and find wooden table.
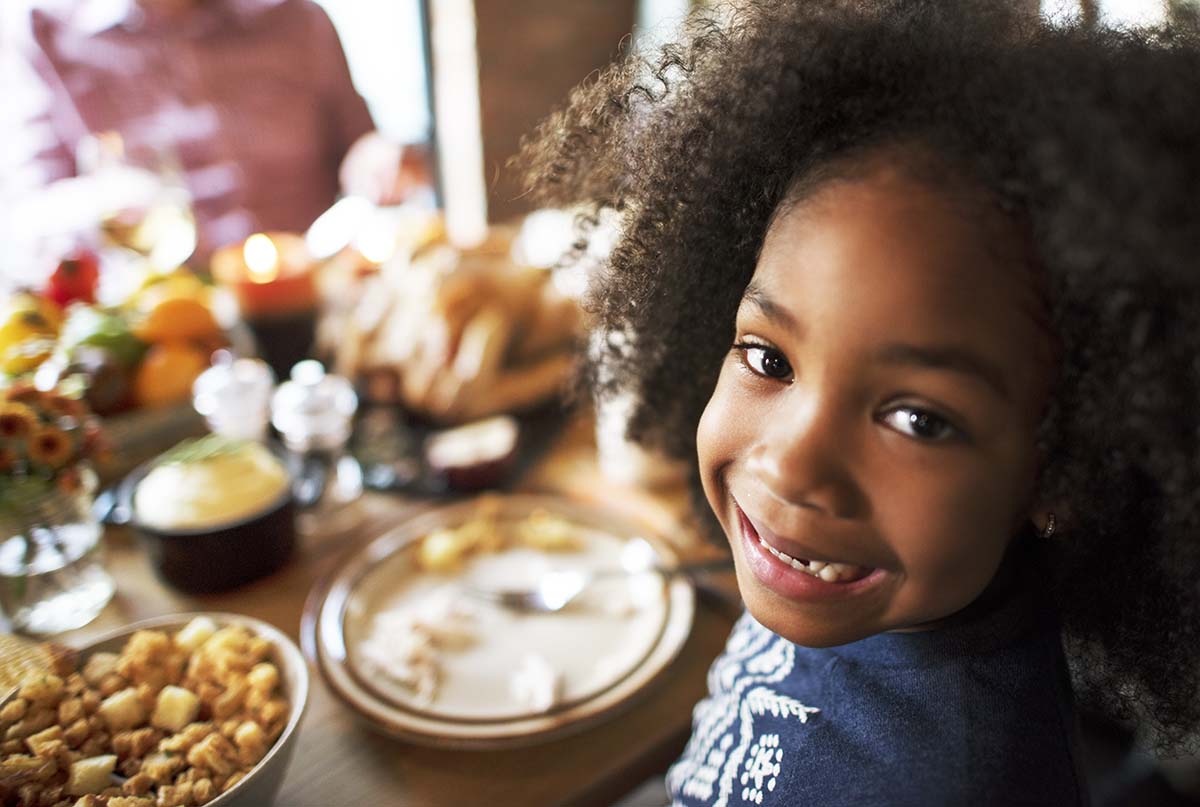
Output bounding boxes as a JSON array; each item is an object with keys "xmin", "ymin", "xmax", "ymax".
[{"xmin": 59, "ymin": 414, "xmax": 740, "ymax": 807}]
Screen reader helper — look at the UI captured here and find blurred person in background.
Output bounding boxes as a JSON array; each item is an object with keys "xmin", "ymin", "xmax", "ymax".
[{"xmin": 2, "ymin": 0, "xmax": 431, "ymax": 268}]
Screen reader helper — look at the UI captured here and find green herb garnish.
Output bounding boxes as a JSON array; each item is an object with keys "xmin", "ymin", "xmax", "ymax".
[{"xmin": 154, "ymin": 434, "xmax": 249, "ymax": 466}]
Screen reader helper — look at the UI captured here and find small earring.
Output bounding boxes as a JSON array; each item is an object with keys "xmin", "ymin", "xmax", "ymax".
[{"xmin": 1040, "ymin": 512, "xmax": 1056, "ymax": 539}]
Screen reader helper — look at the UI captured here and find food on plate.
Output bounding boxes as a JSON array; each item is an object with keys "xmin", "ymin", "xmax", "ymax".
[
  {"xmin": 331, "ymin": 229, "xmax": 583, "ymax": 423},
  {"xmin": 414, "ymin": 503, "xmax": 580, "ymax": 573},
  {"xmin": 377, "ymin": 510, "xmax": 586, "ymax": 708},
  {"xmin": 424, "ymin": 415, "xmax": 520, "ymax": 491},
  {"xmin": 510, "ymin": 654, "xmax": 562, "ymax": 712},
  {"xmin": 516, "ymin": 509, "xmax": 586, "ymax": 552},
  {"xmin": 134, "ymin": 436, "xmax": 290, "ymax": 531},
  {"xmin": 355, "ymin": 506, "xmax": 660, "ymax": 717},
  {"xmin": 0, "ymin": 617, "xmax": 290, "ymax": 807},
  {"xmin": 362, "ymin": 508, "xmax": 587, "ymax": 709},
  {"xmin": 0, "ymin": 636, "xmax": 74, "ymax": 703},
  {"xmin": 416, "ymin": 519, "xmax": 503, "ymax": 574},
  {"xmin": 357, "ymin": 588, "xmax": 480, "ymax": 706}
]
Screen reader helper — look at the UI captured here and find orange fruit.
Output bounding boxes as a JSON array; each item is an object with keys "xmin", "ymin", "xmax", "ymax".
[
  {"xmin": 133, "ymin": 297, "xmax": 220, "ymax": 343},
  {"xmin": 133, "ymin": 341, "xmax": 209, "ymax": 408},
  {"xmin": 130, "ymin": 271, "xmax": 207, "ymax": 311}
]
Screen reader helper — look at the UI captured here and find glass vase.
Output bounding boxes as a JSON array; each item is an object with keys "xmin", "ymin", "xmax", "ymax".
[{"xmin": 0, "ymin": 468, "xmax": 115, "ymax": 635}]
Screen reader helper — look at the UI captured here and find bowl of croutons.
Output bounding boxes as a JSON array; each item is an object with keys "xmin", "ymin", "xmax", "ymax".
[{"xmin": 0, "ymin": 613, "xmax": 309, "ymax": 807}]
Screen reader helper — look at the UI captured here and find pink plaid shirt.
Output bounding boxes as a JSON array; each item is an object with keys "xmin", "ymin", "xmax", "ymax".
[{"xmin": 9, "ymin": 0, "xmax": 375, "ymax": 256}]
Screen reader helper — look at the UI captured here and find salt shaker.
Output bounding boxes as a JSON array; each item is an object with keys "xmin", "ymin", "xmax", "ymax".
[
  {"xmin": 270, "ymin": 361, "xmax": 363, "ymax": 533},
  {"xmin": 192, "ymin": 354, "xmax": 276, "ymax": 442}
]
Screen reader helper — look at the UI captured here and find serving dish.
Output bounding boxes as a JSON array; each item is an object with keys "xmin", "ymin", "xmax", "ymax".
[
  {"xmin": 0, "ymin": 612, "xmax": 309, "ymax": 807},
  {"xmin": 104, "ymin": 453, "xmax": 296, "ymax": 593},
  {"xmin": 303, "ymin": 494, "xmax": 695, "ymax": 749}
]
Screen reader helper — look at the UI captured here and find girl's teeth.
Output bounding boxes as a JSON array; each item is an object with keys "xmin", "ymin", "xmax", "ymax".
[{"xmin": 758, "ymin": 538, "xmax": 867, "ymax": 582}]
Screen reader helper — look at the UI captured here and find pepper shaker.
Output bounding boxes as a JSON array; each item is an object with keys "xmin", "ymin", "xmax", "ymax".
[{"xmin": 271, "ymin": 360, "xmax": 363, "ymax": 533}]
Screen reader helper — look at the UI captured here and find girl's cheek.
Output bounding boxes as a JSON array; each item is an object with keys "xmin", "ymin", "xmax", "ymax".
[
  {"xmin": 889, "ymin": 471, "xmax": 1018, "ymax": 606},
  {"xmin": 696, "ymin": 366, "xmax": 747, "ymax": 512}
]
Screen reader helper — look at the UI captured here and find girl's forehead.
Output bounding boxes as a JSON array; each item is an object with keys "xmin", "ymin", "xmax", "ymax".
[
  {"xmin": 757, "ymin": 162, "xmax": 1043, "ymax": 316},
  {"xmin": 747, "ymin": 167, "xmax": 1054, "ymax": 414}
]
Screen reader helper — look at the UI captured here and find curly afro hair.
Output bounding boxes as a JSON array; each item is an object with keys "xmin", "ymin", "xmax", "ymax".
[{"xmin": 519, "ymin": 0, "xmax": 1200, "ymax": 754}]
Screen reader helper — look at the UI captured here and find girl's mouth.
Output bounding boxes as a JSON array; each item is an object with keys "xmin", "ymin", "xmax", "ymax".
[
  {"xmin": 735, "ymin": 503, "xmax": 884, "ymax": 600},
  {"xmin": 756, "ymin": 538, "xmax": 872, "ymax": 583}
]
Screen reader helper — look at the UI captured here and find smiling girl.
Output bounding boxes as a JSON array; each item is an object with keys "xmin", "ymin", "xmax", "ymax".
[
  {"xmin": 521, "ymin": 0, "xmax": 1200, "ymax": 804},
  {"xmin": 703, "ymin": 155, "xmax": 1054, "ymax": 650}
]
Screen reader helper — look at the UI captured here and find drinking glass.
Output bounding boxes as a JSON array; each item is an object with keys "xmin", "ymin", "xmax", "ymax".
[{"xmin": 0, "ymin": 469, "xmax": 115, "ymax": 635}]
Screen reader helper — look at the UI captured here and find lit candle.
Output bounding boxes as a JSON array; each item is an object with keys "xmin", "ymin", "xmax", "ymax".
[
  {"xmin": 245, "ymin": 233, "xmax": 280, "ymax": 283},
  {"xmin": 212, "ymin": 232, "xmax": 317, "ymax": 319},
  {"xmin": 211, "ymin": 232, "xmax": 320, "ymax": 378}
]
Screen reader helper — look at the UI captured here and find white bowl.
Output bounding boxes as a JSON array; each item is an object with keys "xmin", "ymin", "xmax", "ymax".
[{"xmin": 72, "ymin": 612, "xmax": 309, "ymax": 806}]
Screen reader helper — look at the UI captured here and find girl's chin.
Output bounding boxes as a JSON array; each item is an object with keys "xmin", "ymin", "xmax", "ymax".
[{"xmin": 739, "ymin": 590, "xmax": 877, "ymax": 648}]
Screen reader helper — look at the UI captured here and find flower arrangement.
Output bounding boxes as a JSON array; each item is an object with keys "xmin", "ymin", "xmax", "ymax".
[
  {"xmin": 0, "ymin": 379, "xmax": 109, "ymax": 515},
  {"xmin": 0, "ymin": 379, "xmax": 115, "ymax": 632}
]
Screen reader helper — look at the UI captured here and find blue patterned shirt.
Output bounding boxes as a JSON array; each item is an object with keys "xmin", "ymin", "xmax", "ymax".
[{"xmin": 667, "ymin": 580, "xmax": 1087, "ymax": 806}]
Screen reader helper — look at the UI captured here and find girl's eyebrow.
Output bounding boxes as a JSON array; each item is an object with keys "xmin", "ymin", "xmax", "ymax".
[
  {"xmin": 741, "ymin": 283, "xmax": 804, "ymax": 336},
  {"xmin": 872, "ymin": 343, "xmax": 1010, "ymax": 401},
  {"xmin": 742, "ymin": 283, "xmax": 1010, "ymax": 400}
]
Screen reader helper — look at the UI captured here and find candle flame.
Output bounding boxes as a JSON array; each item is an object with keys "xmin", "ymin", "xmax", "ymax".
[{"xmin": 243, "ymin": 234, "xmax": 280, "ymax": 283}]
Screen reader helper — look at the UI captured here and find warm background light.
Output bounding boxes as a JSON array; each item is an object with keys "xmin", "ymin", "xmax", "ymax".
[{"xmin": 244, "ymin": 234, "xmax": 281, "ymax": 284}]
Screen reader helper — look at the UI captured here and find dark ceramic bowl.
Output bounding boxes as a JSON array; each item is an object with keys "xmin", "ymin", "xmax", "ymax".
[{"xmin": 110, "ymin": 461, "xmax": 297, "ymax": 593}]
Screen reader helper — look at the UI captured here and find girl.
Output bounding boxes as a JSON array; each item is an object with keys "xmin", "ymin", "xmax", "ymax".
[{"xmin": 520, "ymin": 1, "xmax": 1200, "ymax": 805}]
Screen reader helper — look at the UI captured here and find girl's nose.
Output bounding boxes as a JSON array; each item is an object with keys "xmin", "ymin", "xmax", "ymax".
[{"xmin": 746, "ymin": 390, "xmax": 862, "ymax": 519}]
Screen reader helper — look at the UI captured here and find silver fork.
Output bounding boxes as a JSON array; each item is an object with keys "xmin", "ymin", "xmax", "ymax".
[{"xmin": 462, "ymin": 558, "xmax": 735, "ymax": 613}]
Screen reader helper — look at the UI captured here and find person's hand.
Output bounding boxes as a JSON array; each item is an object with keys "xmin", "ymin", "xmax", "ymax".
[{"xmin": 339, "ymin": 132, "xmax": 433, "ymax": 206}]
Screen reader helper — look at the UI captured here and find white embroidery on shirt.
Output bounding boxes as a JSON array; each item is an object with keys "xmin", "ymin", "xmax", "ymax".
[
  {"xmin": 668, "ymin": 614, "xmax": 820, "ymax": 807},
  {"xmin": 741, "ymin": 733, "xmax": 781, "ymax": 804}
]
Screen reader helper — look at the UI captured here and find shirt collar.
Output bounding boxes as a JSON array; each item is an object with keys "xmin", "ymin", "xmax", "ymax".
[{"xmin": 76, "ymin": 0, "xmax": 287, "ymax": 36}]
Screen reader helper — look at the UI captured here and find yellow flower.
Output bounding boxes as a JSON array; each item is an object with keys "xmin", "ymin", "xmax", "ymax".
[
  {"xmin": 27, "ymin": 425, "xmax": 74, "ymax": 469},
  {"xmin": 0, "ymin": 402, "xmax": 38, "ymax": 440}
]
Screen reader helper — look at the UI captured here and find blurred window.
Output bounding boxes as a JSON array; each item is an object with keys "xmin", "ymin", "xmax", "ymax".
[
  {"xmin": 636, "ymin": 0, "xmax": 691, "ymax": 48},
  {"xmin": 313, "ymin": 0, "xmax": 431, "ymax": 144},
  {"xmin": 1043, "ymin": 0, "xmax": 1170, "ymax": 25}
]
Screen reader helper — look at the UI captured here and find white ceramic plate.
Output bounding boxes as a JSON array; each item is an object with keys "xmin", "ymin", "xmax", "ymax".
[{"xmin": 305, "ymin": 494, "xmax": 695, "ymax": 748}]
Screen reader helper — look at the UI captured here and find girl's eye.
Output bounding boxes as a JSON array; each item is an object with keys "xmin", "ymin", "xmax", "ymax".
[
  {"xmin": 734, "ymin": 342, "xmax": 792, "ymax": 381},
  {"xmin": 881, "ymin": 407, "xmax": 961, "ymax": 442}
]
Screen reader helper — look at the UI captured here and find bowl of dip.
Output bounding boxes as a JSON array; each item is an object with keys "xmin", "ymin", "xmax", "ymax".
[{"xmin": 117, "ymin": 435, "xmax": 296, "ymax": 592}]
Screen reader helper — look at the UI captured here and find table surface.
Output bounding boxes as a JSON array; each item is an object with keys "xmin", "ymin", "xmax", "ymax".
[{"xmin": 59, "ymin": 413, "xmax": 741, "ymax": 807}]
